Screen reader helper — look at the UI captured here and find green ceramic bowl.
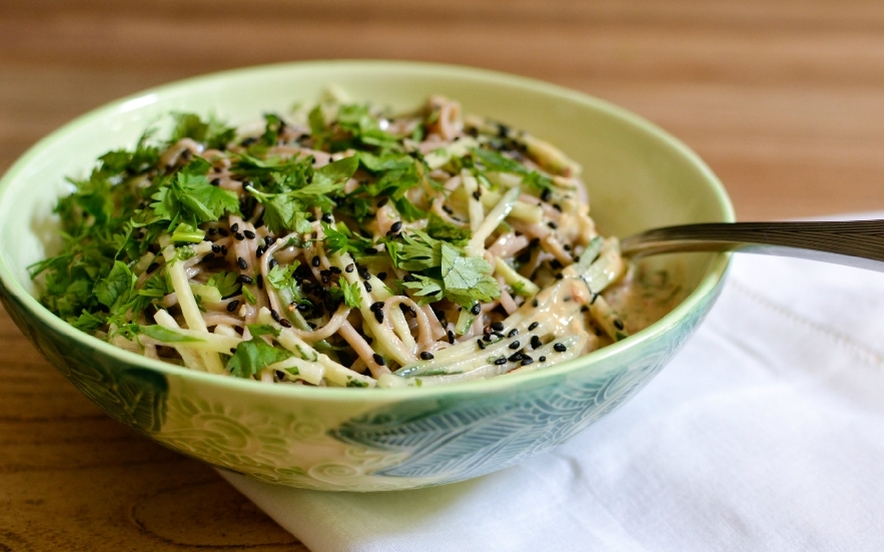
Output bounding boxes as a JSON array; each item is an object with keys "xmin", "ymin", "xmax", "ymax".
[{"xmin": 0, "ymin": 61, "xmax": 733, "ymax": 491}]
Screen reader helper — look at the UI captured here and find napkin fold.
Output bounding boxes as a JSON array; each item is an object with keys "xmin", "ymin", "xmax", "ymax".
[{"xmin": 221, "ymin": 216, "xmax": 884, "ymax": 552}]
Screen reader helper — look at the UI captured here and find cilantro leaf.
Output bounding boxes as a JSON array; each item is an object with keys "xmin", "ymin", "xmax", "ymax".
[
  {"xmin": 340, "ymin": 280, "xmax": 362, "ymax": 308},
  {"xmin": 388, "ymin": 231, "xmax": 500, "ymax": 309},
  {"xmin": 248, "ymin": 157, "xmax": 357, "ymax": 233},
  {"xmin": 151, "ymin": 161, "xmax": 240, "ymax": 227},
  {"xmin": 267, "ymin": 262, "xmax": 306, "ymax": 305},
  {"xmin": 336, "ymin": 103, "xmax": 400, "ymax": 150},
  {"xmin": 321, "ymin": 222, "xmax": 373, "ymax": 256},
  {"xmin": 473, "ymin": 147, "xmax": 553, "ymax": 192},
  {"xmin": 139, "ymin": 325, "xmax": 202, "ymax": 343},
  {"xmin": 439, "ymin": 243, "xmax": 500, "ymax": 307},
  {"xmin": 94, "ymin": 261, "xmax": 135, "ymax": 310},
  {"xmin": 170, "ymin": 112, "xmax": 237, "ymax": 150},
  {"xmin": 426, "ymin": 212, "xmax": 470, "ymax": 244},
  {"xmin": 247, "ymin": 324, "xmax": 280, "ymax": 338},
  {"xmin": 227, "ymin": 338, "xmax": 291, "ymax": 378},
  {"xmin": 386, "ymin": 230, "xmax": 440, "ymax": 272},
  {"xmin": 206, "ymin": 271, "xmax": 241, "ymax": 298}
]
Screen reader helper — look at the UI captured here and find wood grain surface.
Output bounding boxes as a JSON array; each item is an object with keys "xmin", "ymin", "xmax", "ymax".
[{"xmin": 2, "ymin": 1, "xmax": 884, "ymax": 549}]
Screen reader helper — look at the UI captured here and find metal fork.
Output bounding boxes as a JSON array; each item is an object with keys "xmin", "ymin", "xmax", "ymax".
[{"xmin": 619, "ymin": 220, "xmax": 884, "ymax": 271}]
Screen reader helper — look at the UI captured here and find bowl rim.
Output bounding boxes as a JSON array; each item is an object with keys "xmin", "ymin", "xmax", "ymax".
[{"xmin": 0, "ymin": 59, "xmax": 735, "ymax": 401}]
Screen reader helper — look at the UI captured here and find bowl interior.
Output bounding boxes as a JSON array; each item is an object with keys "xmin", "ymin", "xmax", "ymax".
[{"xmin": 0, "ymin": 60, "xmax": 733, "ymax": 378}]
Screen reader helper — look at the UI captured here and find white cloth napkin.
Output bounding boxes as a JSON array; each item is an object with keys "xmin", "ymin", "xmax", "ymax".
[{"xmin": 221, "ymin": 216, "xmax": 884, "ymax": 552}]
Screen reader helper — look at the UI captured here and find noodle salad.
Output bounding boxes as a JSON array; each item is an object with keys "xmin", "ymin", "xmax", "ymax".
[{"xmin": 31, "ymin": 94, "xmax": 670, "ymax": 388}]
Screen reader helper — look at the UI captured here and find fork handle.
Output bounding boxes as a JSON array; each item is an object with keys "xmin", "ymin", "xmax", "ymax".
[{"xmin": 619, "ymin": 220, "xmax": 884, "ymax": 271}]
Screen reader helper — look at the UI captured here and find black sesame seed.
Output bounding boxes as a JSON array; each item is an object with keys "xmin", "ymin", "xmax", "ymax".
[
  {"xmin": 208, "ymin": 228, "xmax": 217, "ymax": 236},
  {"xmin": 312, "ymin": 255, "xmax": 320, "ymax": 267},
  {"xmin": 371, "ymin": 301, "xmax": 384, "ymax": 312},
  {"xmin": 554, "ymin": 342, "xmax": 567, "ymax": 353},
  {"xmin": 270, "ymin": 309, "xmax": 281, "ymax": 322},
  {"xmin": 374, "ymin": 310, "xmax": 384, "ymax": 323},
  {"xmin": 238, "ymin": 274, "xmax": 252, "ymax": 285},
  {"xmin": 329, "ymin": 266, "xmax": 342, "ymax": 274},
  {"xmin": 613, "ymin": 319, "xmax": 625, "ymax": 330},
  {"xmin": 477, "ymin": 339, "xmax": 486, "ymax": 350},
  {"xmin": 390, "ymin": 221, "xmax": 402, "ymax": 233},
  {"xmin": 373, "ymin": 353, "xmax": 386, "ymax": 366},
  {"xmin": 264, "ymin": 236, "xmax": 274, "ymax": 246},
  {"xmin": 345, "ymin": 263, "xmax": 355, "ymax": 273},
  {"xmin": 482, "ymin": 334, "xmax": 492, "ymax": 342},
  {"xmin": 237, "ymin": 257, "xmax": 248, "ymax": 270},
  {"xmin": 218, "ymin": 228, "xmax": 229, "ymax": 237},
  {"xmin": 279, "ymin": 318, "xmax": 292, "ymax": 328},
  {"xmin": 211, "ymin": 244, "xmax": 221, "ymax": 254},
  {"xmin": 532, "ymin": 299, "xmax": 539, "ymax": 307},
  {"xmin": 547, "ymin": 221, "xmax": 558, "ymax": 229},
  {"xmin": 226, "ymin": 300, "xmax": 240, "ymax": 312},
  {"xmin": 256, "ymin": 274, "xmax": 264, "ymax": 289},
  {"xmin": 508, "ymin": 352, "xmax": 523, "ymax": 362},
  {"xmin": 363, "ymin": 281, "xmax": 372, "ymax": 292},
  {"xmin": 377, "ymin": 271, "xmax": 387, "ymax": 281},
  {"xmin": 540, "ymin": 188, "xmax": 552, "ymax": 202},
  {"xmin": 494, "ymin": 356, "xmax": 507, "ymax": 365},
  {"xmin": 528, "ymin": 321, "xmax": 539, "ymax": 331},
  {"xmin": 243, "ymin": 229, "xmax": 256, "ymax": 239},
  {"xmin": 509, "ymin": 341, "xmax": 521, "ymax": 350},
  {"xmin": 231, "ymin": 223, "xmax": 239, "ymax": 233},
  {"xmin": 447, "ymin": 330, "xmax": 456, "ymax": 344},
  {"xmin": 275, "ymin": 370, "xmax": 286, "ymax": 380},
  {"xmin": 507, "ymin": 329, "xmax": 519, "ymax": 338},
  {"xmin": 472, "ymin": 190, "xmax": 481, "ymax": 201},
  {"xmin": 420, "ymin": 351, "xmax": 434, "ymax": 360},
  {"xmin": 256, "ymin": 245, "xmax": 266, "ymax": 258},
  {"xmin": 234, "ymin": 232, "xmax": 245, "ymax": 241},
  {"xmin": 531, "ymin": 335, "xmax": 542, "ymax": 350},
  {"xmin": 269, "ymin": 258, "xmax": 278, "ymax": 270},
  {"xmin": 220, "ymin": 245, "xmax": 228, "ymax": 255},
  {"xmin": 470, "ymin": 303, "xmax": 481, "ymax": 315},
  {"xmin": 550, "ymin": 259, "xmax": 563, "ymax": 270},
  {"xmin": 539, "ymin": 356, "xmax": 547, "ymax": 362},
  {"xmin": 491, "ymin": 322, "xmax": 504, "ymax": 332},
  {"xmin": 210, "ymin": 178, "xmax": 221, "ymax": 186},
  {"xmin": 521, "ymin": 357, "xmax": 534, "ymax": 366},
  {"xmin": 321, "ymin": 213, "xmax": 333, "ymax": 223}
]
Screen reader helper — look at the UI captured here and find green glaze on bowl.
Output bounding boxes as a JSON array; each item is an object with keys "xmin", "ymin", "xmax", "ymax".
[{"xmin": 0, "ymin": 60, "xmax": 733, "ymax": 491}]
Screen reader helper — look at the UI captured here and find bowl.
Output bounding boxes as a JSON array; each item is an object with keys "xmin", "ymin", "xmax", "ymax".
[{"xmin": 0, "ymin": 60, "xmax": 733, "ymax": 491}]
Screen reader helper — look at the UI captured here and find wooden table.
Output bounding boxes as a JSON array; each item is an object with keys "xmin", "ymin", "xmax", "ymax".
[{"xmin": 3, "ymin": 1, "xmax": 884, "ymax": 549}]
